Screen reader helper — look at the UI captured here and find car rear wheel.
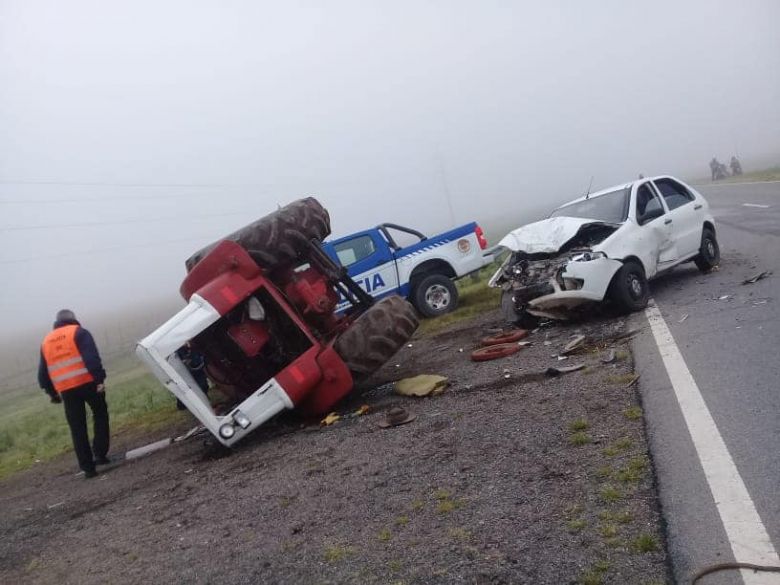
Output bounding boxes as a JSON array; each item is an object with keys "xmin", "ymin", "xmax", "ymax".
[
  {"xmin": 334, "ymin": 296, "xmax": 419, "ymax": 378},
  {"xmin": 693, "ymin": 227, "xmax": 720, "ymax": 273},
  {"xmin": 608, "ymin": 260, "xmax": 649, "ymax": 313},
  {"xmin": 412, "ymin": 274, "xmax": 459, "ymax": 318}
]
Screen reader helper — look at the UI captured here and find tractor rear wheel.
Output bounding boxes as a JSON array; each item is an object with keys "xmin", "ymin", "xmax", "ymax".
[
  {"xmin": 185, "ymin": 197, "xmax": 331, "ymax": 271},
  {"xmin": 334, "ymin": 296, "xmax": 419, "ymax": 377}
]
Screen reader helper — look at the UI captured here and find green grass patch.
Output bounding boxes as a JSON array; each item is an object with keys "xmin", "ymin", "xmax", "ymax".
[
  {"xmin": 599, "ymin": 485, "xmax": 622, "ymax": 503},
  {"xmin": 599, "ymin": 522, "xmax": 618, "ymax": 538},
  {"xmin": 323, "ymin": 544, "xmax": 355, "ymax": 562},
  {"xmin": 0, "ymin": 372, "xmax": 187, "ymax": 479},
  {"xmin": 616, "ymin": 456, "xmax": 648, "ymax": 483},
  {"xmin": 567, "ymin": 518, "xmax": 587, "ymax": 534},
  {"xmin": 378, "ymin": 528, "xmax": 392, "ymax": 542},
  {"xmin": 416, "ymin": 267, "xmax": 502, "ymax": 337},
  {"xmin": 569, "ymin": 431, "xmax": 592, "ymax": 446},
  {"xmin": 624, "ymin": 406, "xmax": 643, "ymax": 420},
  {"xmin": 600, "ymin": 509, "xmax": 633, "ymax": 524},
  {"xmin": 578, "ymin": 559, "xmax": 610, "ymax": 585},
  {"xmin": 568, "ymin": 418, "xmax": 590, "ymax": 432},
  {"xmin": 395, "ymin": 515, "xmax": 409, "ymax": 527},
  {"xmin": 631, "ymin": 533, "xmax": 659, "ymax": 553}
]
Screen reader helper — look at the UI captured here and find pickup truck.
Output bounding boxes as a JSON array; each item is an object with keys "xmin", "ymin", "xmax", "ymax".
[{"xmin": 322, "ymin": 222, "xmax": 490, "ymax": 317}]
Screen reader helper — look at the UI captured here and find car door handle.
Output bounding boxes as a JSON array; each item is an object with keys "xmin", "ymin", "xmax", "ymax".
[
  {"xmin": 694, "ymin": 204, "xmax": 703, "ymax": 210},
  {"xmin": 664, "ymin": 219, "xmax": 672, "ymax": 224}
]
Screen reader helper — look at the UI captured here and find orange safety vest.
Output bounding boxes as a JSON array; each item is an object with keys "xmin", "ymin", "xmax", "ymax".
[{"xmin": 41, "ymin": 324, "xmax": 95, "ymax": 392}]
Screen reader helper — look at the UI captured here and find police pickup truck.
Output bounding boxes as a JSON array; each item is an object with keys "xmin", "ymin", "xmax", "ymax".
[{"xmin": 322, "ymin": 222, "xmax": 490, "ymax": 317}]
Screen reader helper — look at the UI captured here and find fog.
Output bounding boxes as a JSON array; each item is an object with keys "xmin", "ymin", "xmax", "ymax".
[{"xmin": 2, "ymin": 0, "xmax": 779, "ymax": 380}]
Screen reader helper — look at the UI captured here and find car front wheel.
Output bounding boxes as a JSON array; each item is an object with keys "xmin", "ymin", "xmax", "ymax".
[
  {"xmin": 694, "ymin": 227, "xmax": 720, "ymax": 273},
  {"xmin": 608, "ymin": 260, "xmax": 649, "ymax": 313}
]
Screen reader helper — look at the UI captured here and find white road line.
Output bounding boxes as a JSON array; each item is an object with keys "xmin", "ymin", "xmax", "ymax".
[
  {"xmin": 743, "ymin": 203, "xmax": 771, "ymax": 208},
  {"xmin": 645, "ymin": 304, "xmax": 780, "ymax": 585}
]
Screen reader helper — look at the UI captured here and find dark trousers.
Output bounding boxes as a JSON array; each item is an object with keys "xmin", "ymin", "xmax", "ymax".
[{"xmin": 61, "ymin": 383, "xmax": 110, "ymax": 473}]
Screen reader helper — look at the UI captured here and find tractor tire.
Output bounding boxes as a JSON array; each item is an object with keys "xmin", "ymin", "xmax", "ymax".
[
  {"xmin": 334, "ymin": 296, "xmax": 419, "ymax": 377},
  {"xmin": 185, "ymin": 197, "xmax": 331, "ymax": 271}
]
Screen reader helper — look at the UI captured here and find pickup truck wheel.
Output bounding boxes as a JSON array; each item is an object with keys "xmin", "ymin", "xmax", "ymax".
[
  {"xmin": 608, "ymin": 260, "xmax": 649, "ymax": 313},
  {"xmin": 185, "ymin": 197, "xmax": 330, "ymax": 271},
  {"xmin": 501, "ymin": 290, "xmax": 540, "ymax": 329},
  {"xmin": 693, "ymin": 228, "xmax": 720, "ymax": 273},
  {"xmin": 334, "ymin": 296, "xmax": 419, "ymax": 377},
  {"xmin": 412, "ymin": 274, "xmax": 458, "ymax": 317}
]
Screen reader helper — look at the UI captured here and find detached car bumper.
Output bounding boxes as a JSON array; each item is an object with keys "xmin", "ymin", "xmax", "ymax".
[{"xmin": 526, "ymin": 257, "xmax": 623, "ymax": 314}]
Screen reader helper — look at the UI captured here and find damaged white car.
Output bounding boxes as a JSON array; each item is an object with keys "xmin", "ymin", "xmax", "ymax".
[{"xmin": 490, "ymin": 175, "xmax": 719, "ymax": 325}]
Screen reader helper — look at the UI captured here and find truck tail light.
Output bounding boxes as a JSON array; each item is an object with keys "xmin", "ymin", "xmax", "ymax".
[{"xmin": 475, "ymin": 225, "xmax": 488, "ymax": 250}]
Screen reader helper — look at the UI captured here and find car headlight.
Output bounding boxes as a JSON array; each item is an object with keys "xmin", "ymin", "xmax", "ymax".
[{"xmin": 571, "ymin": 251, "xmax": 607, "ymax": 262}]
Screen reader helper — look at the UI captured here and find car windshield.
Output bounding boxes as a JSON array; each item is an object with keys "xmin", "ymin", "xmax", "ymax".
[{"xmin": 550, "ymin": 188, "xmax": 630, "ymax": 223}]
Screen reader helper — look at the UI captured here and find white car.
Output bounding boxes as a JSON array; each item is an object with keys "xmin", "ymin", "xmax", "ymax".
[{"xmin": 490, "ymin": 175, "xmax": 719, "ymax": 325}]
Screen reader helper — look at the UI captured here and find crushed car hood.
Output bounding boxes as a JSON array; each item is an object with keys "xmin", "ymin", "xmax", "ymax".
[{"xmin": 498, "ymin": 217, "xmax": 621, "ymax": 255}]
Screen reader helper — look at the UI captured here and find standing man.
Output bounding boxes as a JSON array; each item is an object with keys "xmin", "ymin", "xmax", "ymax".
[{"xmin": 38, "ymin": 309, "xmax": 110, "ymax": 478}]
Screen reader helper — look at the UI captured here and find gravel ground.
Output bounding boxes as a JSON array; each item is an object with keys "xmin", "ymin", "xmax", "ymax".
[{"xmin": 0, "ymin": 309, "xmax": 669, "ymax": 585}]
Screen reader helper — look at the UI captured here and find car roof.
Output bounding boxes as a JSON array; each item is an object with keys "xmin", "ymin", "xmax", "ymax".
[{"xmin": 554, "ymin": 175, "xmax": 680, "ymax": 210}]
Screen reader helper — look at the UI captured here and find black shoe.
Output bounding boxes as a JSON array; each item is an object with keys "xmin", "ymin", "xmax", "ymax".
[
  {"xmin": 95, "ymin": 456, "xmax": 111, "ymax": 465},
  {"xmin": 84, "ymin": 469, "xmax": 98, "ymax": 479}
]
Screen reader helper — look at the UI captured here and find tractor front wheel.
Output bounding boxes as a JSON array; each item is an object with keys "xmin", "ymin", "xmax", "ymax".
[{"xmin": 334, "ymin": 296, "xmax": 419, "ymax": 378}]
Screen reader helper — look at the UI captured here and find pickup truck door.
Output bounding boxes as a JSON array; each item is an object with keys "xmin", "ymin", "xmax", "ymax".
[
  {"xmin": 329, "ymin": 231, "xmax": 400, "ymax": 298},
  {"xmin": 651, "ymin": 177, "xmax": 702, "ymax": 259}
]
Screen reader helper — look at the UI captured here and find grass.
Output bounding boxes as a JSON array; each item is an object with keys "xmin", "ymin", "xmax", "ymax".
[
  {"xmin": 323, "ymin": 544, "xmax": 355, "ymax": 562},
  {"xmin": 599, "ymin": 523, "xmax": 618, "ymax": 538},
  {"xmin": 395, "ymin": 515, "xmax": 409, "ymax": 527},
  {"xmin": 0, "ymin": 370, "xmax": 187, "ymax": 479},
  {"xmin": 632, "ymin": 533, "xmax": 659, "ymax": 553},
  {"xmin": 599, "ymin": 485, "xmax": 622, "ymax": 503},
  {"xmin": 600, "ymin": 509, "xmax": 633, "ymax": 524},
  {"xmin": 378, "ymin": 528, "xmax": 392, "ymax": 542},
  {"xmin": 615, "ymin": 456, "xmax": 648, "ymax": 483},
  {"xmin": 624, "ymin": 406, "xmax": 643, "ymax": 420},
  {"xmin": 569, "ymin": 431, "xmax": 592, "ymax": 446},
  {"xmin": 567, "ymin": 518, "xmax": 587, "ymax": 534},
  {"xmin": 578, "ymin": 559, "xmax": 610, "ymax": 585},
  {"xmin": 416, "ymin": 266, "xmax": 502, "ymax": 337},
  {"xmin": 569, "ymin": 418, "xmax": 590, "ymax": 432}
]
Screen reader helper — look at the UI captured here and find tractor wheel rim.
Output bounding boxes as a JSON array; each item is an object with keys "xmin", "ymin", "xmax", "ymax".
[{"xmin": 426, "ymin": 284, "xmax": 450, "ymax": 310}]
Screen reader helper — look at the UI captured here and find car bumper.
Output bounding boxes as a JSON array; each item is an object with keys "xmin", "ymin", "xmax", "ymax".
[{"xmin": 526, "ymin": 257, "xmax": 623, "ymax": 315}]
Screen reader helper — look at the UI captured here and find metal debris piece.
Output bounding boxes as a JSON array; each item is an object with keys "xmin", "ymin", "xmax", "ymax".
[
  {"xmin": 320, "ymin": 412, "xmax": 341, "ymax": 426},
  {"xmin": 678, "ymin": 314, "xmax": 689, "ymax": 323},
  {"xmin": 557, "ymin": 355, "xmax": 568, "ymax": 361},
  {"xmin": 601, "ymin": 349, "xmax": 616, "ymax": 364},
  {"xmin": 353, "ymin": 404, "xmax": 370, "ymax": 416},
  {"xmin": 718, "ymin": 295, "xmax": 731, "ymax": 301},
  {"xmin": 742, "ymin": 271, "xmax": 772, "ymax": 285},
  {"xmin": 626, "ymin": 374, "xmax": 640, "ymax": 387},
  {"xmin": 174, "ymin": 425, "xmax": 206, "ymax": 443},
  {"xmin": 560, "ymin": 335, "xmax": 586, "ymax": 355},
  {"xmin": 126, "ymin": 438, "xmax": 173, "ymax": 460},
  {"xmin": 47, "ymin": 501, "xmax": 65, "ymax": 509},
  {"xmin": 545, "ymin": 363, "xmax": 585, "ymax": 377},
  {"xmin": 471, "ymin": 343, "xmax": 521, "ymax": 362},
  {"xmin": 379, "ymin": 406, "xmax": 417, "ymax": 428},
  {"xmin": 395, "ymin": 374, "xmax": 449, "ymax": 396},
  {"xmin": 407, "ymin": 343, "xmax": 414, "ymax": 348},
  {"xmin": 481, "ymin": 329, "xmax": 529, "ymax": 347}
]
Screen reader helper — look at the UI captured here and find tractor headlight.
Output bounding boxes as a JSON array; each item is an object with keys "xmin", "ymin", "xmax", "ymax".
[
  {"xmin": 218, "ymin": 423, "xmax": 236, "ymax": 439},
  {"xmin": 232, "ymin": 410, "xmax": 251, "ymax": 429}
]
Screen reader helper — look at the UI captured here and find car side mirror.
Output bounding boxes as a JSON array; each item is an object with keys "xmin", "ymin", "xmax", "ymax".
[{"xmin": 639, "ymin": 207, "xmax": 663, "ymax": 225}]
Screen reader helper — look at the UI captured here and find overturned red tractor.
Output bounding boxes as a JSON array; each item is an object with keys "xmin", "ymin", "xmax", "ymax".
[{"xmin": 136, "ymin": 198, "xmax": 418, "ymax": 445}]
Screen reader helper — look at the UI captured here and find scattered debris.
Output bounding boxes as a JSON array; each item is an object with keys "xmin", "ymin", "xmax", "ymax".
[
  {"xmin": 626, "ymin": 374, "xmax": 640, "ymax": 388},
  {"xmin": 601, "ymin": 349, "xmax": 616, "ymax": 364},
  {"xmin": 557, "ymin": 355, "xmax": 568, "ymax": 361},
  {"xmin": 125, "ymin": 438, "xmax": 173, "ymax": 460},
  {"xmin": 407, "ymin": 343, "xmax": 414, "ymax": 348},
  {"xmin": 678, "ymin": 314, "xmax": 689, "ymax": 323},
  {"xmin": 742, "ymin": 271, "xmax": 772, "ymax": 285},
  {"xmin": 471, "ymin": 343, "xmax": 521, "ymax": 362},
  {"xmin": 545, "ymin": 363, "xmax": 585, "ymax": 377},
  {"xmin": 395, "ymin": 374, "xmax": 449, "ymax": 397},
  {"xmin": 320, "ymin": 413, "xmax": 341, "ymax": 426},
  {"xmin": 174, "ymin": 425, "xmax": 206, "ymax": 443},
  {"xmin": 378, "ymin": 406, "xmax": 416, "ymax": 428},
  {"xmin": 544, "ymin": 341, "xmax": 552, "ymax": 346},
  {"xmin": 480, "ymin": 329, "xmax": 529, "ymax": 347},
  {"xmin": 560, "ymin": 335, "xmax": 586, "ymax": 355},
  {"xmin": 47, "ymin": 501, "xmax": 64, "ymax": 510},
  {"xmin": 718, "ymin": 295, "xmax": 731, "ymax": 301},
  {"xmin": 353, "ymin": 405, "xmax": 370, "ymax": 416}
]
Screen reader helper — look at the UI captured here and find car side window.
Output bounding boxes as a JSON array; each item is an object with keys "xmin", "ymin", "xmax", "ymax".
[
  {"xmin": 333, "ymin": 235, "xmax": 376, "ymax": 267},
  {"xmin": 636, "ymin": 184, "xmax": 664, "ymax": 225},
  {"xmin": 654, "ymin": 178, "xmax": 694, "ymax": 211}
]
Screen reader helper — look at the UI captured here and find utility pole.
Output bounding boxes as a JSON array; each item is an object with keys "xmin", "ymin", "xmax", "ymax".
[{"xmin": 436, "ymin": 149, "xmax": 456, "ymax": 226}]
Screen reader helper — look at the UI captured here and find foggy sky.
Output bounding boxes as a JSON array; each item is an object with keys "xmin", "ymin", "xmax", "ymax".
[{"xmin": 2, "ymin": 0, "xmax": 780, "ymax": 349}]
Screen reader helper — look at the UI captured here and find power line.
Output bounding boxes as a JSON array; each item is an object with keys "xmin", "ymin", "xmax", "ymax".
[{"xmin": 0, "ymin": 210, "xmax": 252, "ymax": 232}]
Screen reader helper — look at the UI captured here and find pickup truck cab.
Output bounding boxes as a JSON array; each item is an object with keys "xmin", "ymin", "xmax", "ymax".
[{"xmin": 323, "ymin": 222, "xmax": 490, "ymax": 317}]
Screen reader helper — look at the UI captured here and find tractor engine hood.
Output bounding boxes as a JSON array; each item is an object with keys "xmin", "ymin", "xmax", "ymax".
[{"xmin": 497, "ymin": 217, "xmax": 621, "ymax": 257}]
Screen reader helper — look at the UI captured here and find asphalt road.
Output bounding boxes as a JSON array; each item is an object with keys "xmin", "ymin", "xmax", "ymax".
[{"xmin": 632, "ymin": 181, "xmax": 780, "ymax": 584}]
